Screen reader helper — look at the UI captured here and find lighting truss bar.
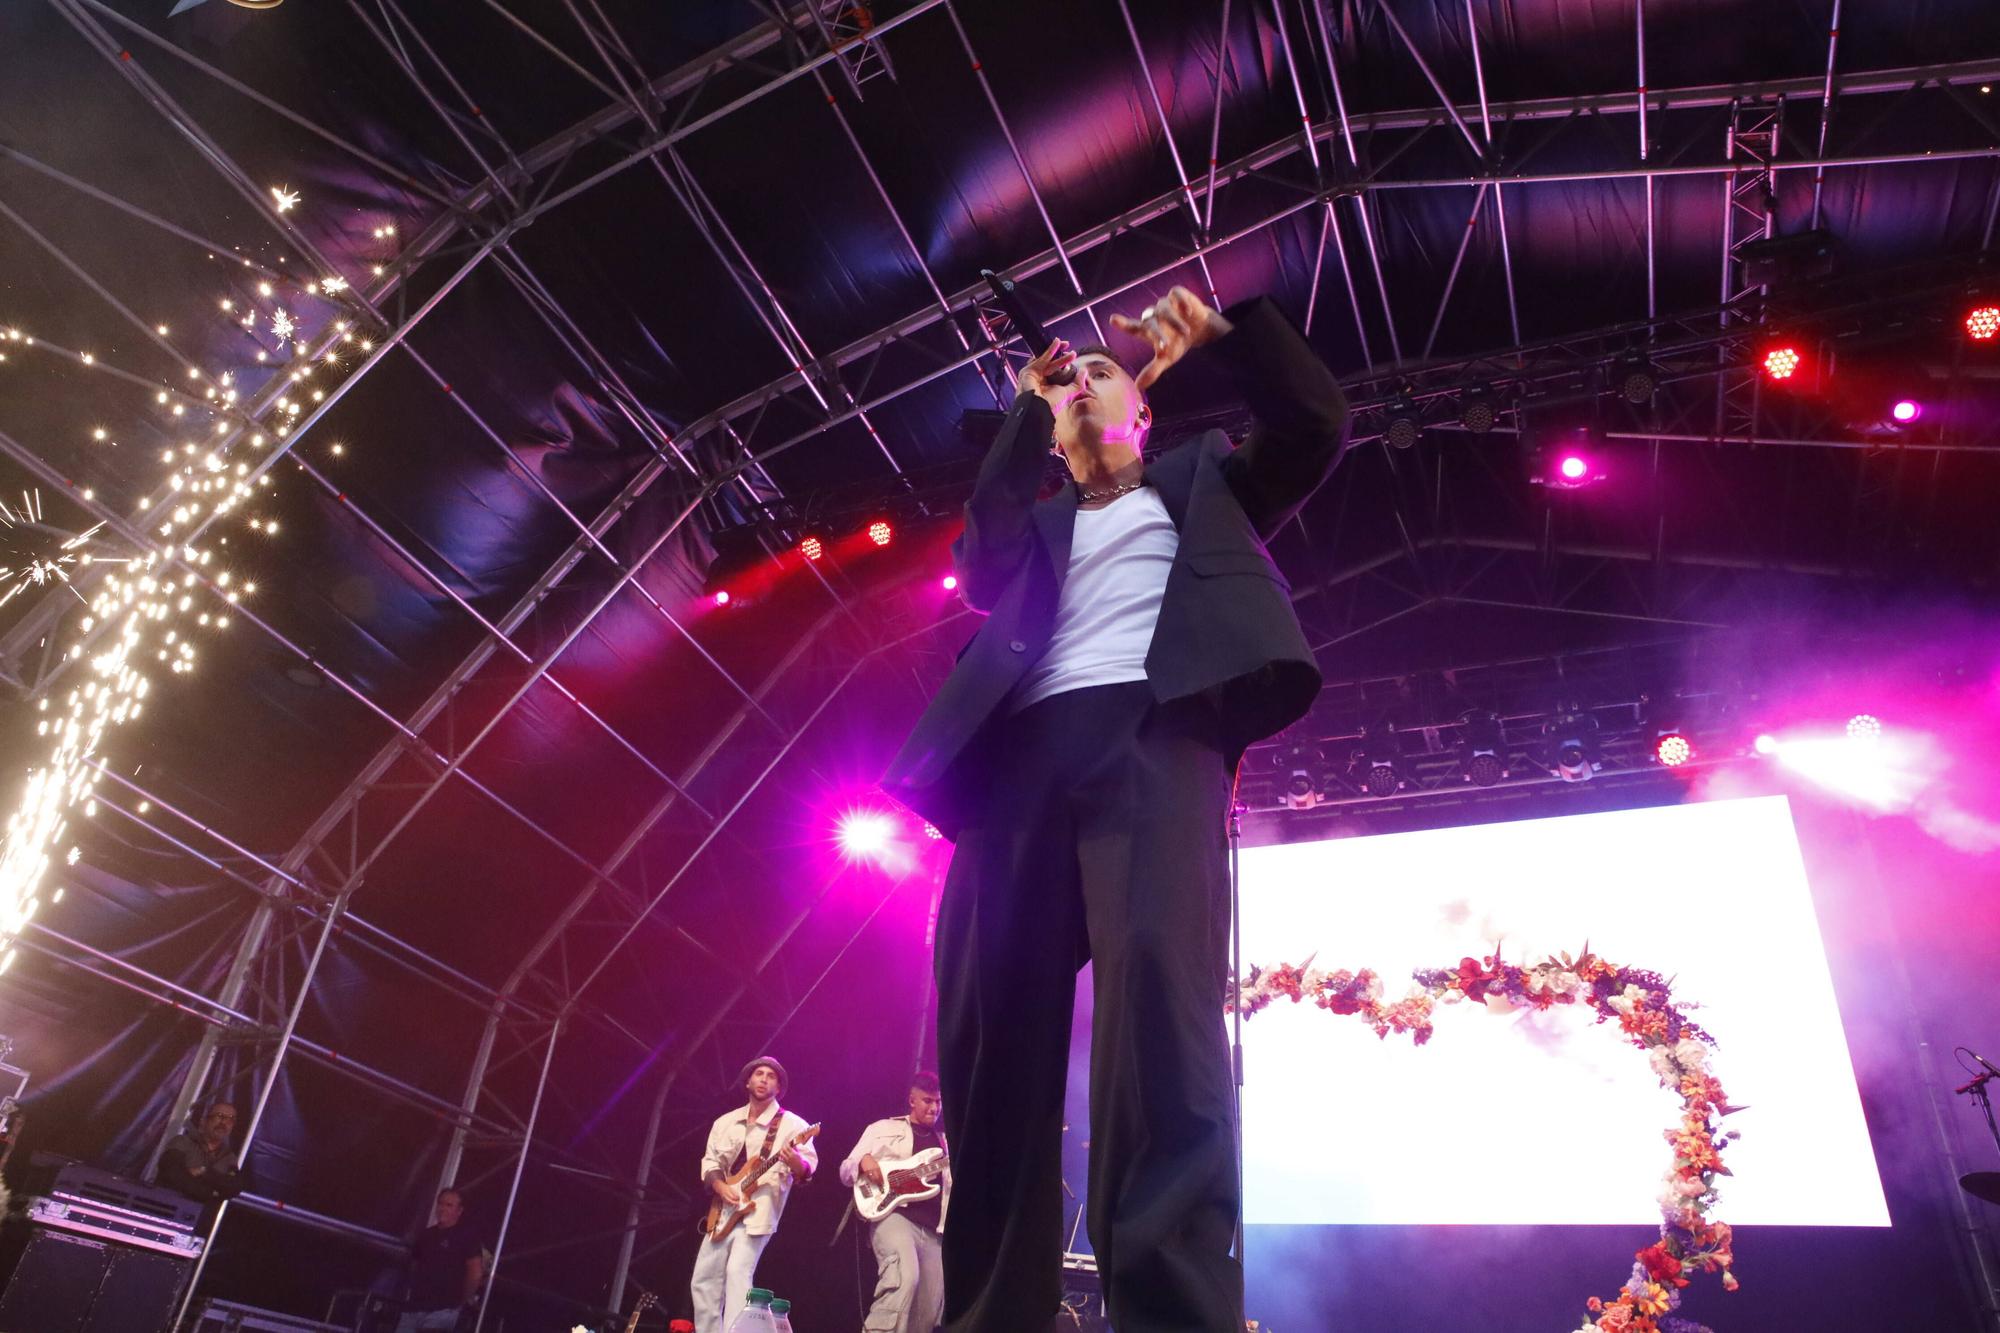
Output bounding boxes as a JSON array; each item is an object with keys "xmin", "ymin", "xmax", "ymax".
[{"xmin": 673, "ymin": 56, "xmax": 2000, "ymax": 447}]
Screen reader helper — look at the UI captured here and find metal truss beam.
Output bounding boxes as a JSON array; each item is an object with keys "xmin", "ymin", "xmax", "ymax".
[{"xmin": 671, "ymin": 55, "xmax": 2000, "ymax": 466}]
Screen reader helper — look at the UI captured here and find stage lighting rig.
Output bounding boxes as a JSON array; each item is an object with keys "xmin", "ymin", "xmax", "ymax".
[
  {"xmin": 1457, "ymin": 384, "xmax": 1499, "ymax": 434},
  {"xmin": 1350, "ymin": 724, "xmax": 1405, "ymax": 798},
  {"xmin": 1280, "ymin": 741, "xmax": 1325, "ymax": 810},
  {"xmin": 1613, "ymin": 352, "xmax": 1658, "ymax": 405},
  {"xmin": 1654, "ymin": 731, "xmax": 1695, "ymax": 767},
  {"xmin": 1457, "ymin": 710, "xmax": 1509, "ymax": 787},
  {"xmin": 1382, "ymin": 389, "xmax": 1422, "ymax": 450},
  {"xmin": 1528, "ymin": 426, "xmax": 1606, "ymax": 490},
  {"xmin": 1545, "ymin": 708, "xmax": 1601, "ymax": 783}
]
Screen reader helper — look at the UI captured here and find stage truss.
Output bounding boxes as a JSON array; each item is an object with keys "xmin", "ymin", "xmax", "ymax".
[{"xmin": 2, "ymin": 1, "xmax": 1999, "ymax": 1321}]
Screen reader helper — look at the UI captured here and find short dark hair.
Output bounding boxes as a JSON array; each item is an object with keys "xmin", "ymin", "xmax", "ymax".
[
  {"xmin": 437, "ymin": 1187, "xmax": 462, "ymax": 1203},
  {"xmin": 910, "ymin": 1071, "xmax": 941, "ymax": 1096}
]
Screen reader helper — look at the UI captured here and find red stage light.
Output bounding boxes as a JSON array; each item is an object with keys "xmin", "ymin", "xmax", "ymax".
[
  {"xmin": 868, "ymin": 519, "xmax": 893, "ymax": 547},
  {"xmin": 800, "ymin": 535, "xmax": 824, "ymax": 562},
  {"xmin": 1967, "ymin": 305, "xmax": 2000, "ymax": 341},
  {"xmin": 1761, "ymin": 346, "xmax": 1801, "ymax": 381},
  {"xmin": 712, "ymin": 590, "xmax": 731, "ymax": 607},
  {"xmin": 1890, "ymin": 399, "xmax": 1921, "ymax": 423},
  {"xmin": 1655, "ymin": 733, "xmax": 1694, "ymax": 767}
]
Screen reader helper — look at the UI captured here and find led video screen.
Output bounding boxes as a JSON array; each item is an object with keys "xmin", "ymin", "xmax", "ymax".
[{"xmin": 1239, "ymin": 795, "xmax": 1888, "ymax": 1226}]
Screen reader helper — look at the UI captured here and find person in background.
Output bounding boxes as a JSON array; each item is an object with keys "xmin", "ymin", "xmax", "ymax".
[
  {"xmin": 841, "ymin": 1072, "xmax": 949, "ymax": 1332},
  {"xmin": 397, "ymin": 1187, "xmax": 486, "ymax": 1332},
  {"xmin": 157, "ymin": 1100, "xmax": 244, "ymax": 1205}
]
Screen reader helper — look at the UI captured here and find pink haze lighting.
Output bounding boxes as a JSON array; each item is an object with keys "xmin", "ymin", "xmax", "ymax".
[
  {"xmin": 1890, "ymin": 400, "xmax": 1921, "ymax": 423},
  {"xmin": 1753, "ymin": 733, "xmax": 1780, "ymax": 756},
  {"xmin": 837, "ymin": 809, "xmax": 896, "ymax": 860}
]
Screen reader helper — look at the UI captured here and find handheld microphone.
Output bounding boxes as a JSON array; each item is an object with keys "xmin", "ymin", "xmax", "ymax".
[{"xmin": 980, "ymin": 269, "xmax": 1071, "ymax": 384}]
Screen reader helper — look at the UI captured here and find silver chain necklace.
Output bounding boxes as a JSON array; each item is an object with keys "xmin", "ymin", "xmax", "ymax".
[{"xmin": 1077, "ymin": 478, "xmax": 1144, "ymax": 504}]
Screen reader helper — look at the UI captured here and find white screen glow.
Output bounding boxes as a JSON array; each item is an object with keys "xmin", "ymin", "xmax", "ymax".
[{"xmin": 1239, "ymin": 795, "xmax": 1888, "ymax": 1226}]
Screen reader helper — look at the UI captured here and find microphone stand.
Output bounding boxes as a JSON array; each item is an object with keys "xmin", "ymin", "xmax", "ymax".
[{"xmin": 1962, "ymin": 1072, "xmax": 2000, "ymax": 1162}]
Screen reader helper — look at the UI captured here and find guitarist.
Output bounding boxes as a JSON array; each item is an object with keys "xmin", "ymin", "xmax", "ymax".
[
  {"xmin": 692, "ymin": 1056, "xmax": 816, "ymax": 1333},
  {"xmin": 839, "ymin": 1072, "xmax": 948, "ymax": 1333}
]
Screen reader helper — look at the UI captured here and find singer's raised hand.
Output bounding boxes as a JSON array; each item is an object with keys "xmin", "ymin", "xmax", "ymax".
[{"xmin": 1112, "ymin": 286, "xmax": 1234, "ymax": 390}]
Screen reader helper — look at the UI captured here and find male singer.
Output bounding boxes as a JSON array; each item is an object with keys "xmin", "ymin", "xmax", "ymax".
[{"xmin": 883, "ymin": 287, "xmax": 1349, "ymax": 1332}]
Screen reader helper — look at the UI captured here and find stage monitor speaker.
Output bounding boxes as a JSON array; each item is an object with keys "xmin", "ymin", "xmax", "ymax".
[
  {"xmin": 0, "ymin": 1225, "xmax": 111, "ymax": 1333},
  {"xmin": 91, "ymin": 1244, "xmax": 189, "ymax": 1333}
]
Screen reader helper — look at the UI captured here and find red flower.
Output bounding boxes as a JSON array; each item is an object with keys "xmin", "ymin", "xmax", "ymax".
[{"xmin": 1636, "ymin": 1242, "xmax": 1686, "ymax": 1288}]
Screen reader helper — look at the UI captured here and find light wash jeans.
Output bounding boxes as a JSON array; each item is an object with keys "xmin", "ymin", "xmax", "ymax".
[{"xmin": 690, "ymin": 1226, "xmax": 772, "ymax": 1333}]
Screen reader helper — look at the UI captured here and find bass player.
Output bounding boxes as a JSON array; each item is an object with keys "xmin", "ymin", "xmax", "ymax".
[
  {"xmin": 692, "ymin": 1056, "xmax": 817, "ymax": 1333},
  {"xmin": 840, "ymin": 1071, "xmax": 949, "ymax": 1333}
]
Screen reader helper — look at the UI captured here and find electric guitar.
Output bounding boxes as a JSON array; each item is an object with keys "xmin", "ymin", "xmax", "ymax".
[
  {"xmin": 621, "ymin": 1291, "xmax": 657, "ymax": 1333},
  {"xmin": 852, "ymin": 1145, "xmax": 949, "ymax": 1222},
  {"xmin": 702, "ymin": 1122, "xmax": 821, "ymax": 1242}
]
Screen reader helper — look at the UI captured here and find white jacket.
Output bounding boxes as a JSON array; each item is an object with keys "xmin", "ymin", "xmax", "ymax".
[
  {"xmin": 840, "ymin": 1115, "xmax": 950, "ymax": 1231},
  {"xmin": 699, "ymin": 1103, "xmax": 816, "ymax": 1236}
]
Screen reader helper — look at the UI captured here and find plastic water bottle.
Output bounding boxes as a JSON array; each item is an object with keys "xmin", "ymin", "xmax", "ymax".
[
  {"xmin": 769, "ymin": 1298, "xmax": 794, "ymax": 1333},
  {"xmin": 725, "ymin": 1288, "xmax": 778, "ymax": 1333}
]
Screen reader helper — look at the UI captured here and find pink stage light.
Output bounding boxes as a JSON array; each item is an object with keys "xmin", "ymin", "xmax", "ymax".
[
  {"xmin": 1762, "ymin": 345, "xmax": 1801, "ymax": 381},
  {"xmin": 1753, "ymin": 733, "xmax": 1780, "ymax": 756},
  {"xmin": 868, "ymin": 519, "xmax": 894, "ymax": 547},
  {"xmin": 922, "ymin": 822, "xmax": 943, "ymax": 840},
  {"xmin": 1967, "ymin": 305, "xmax": 2000, "ymax": 342},
  {"xmin": 941, "ymin": 574, "xmax": 958, "ymax": 591},
  {"xmin": 1847, "ymin": 713, "xmax": 1883, "ymax": 743},
  {"xmin": 800, "ymin": 534, "xmax": 824, "ymax": 562},
  {"xmin": 1890, "ymin": 400, "xmax": 1921, "ymax": 423},
  {"xmin": 837, "ymin": 810, "xmax": 896, "ymax": 860},
  {"xmin": 1558, "ymin": 454, "xmax": 1589, "ymax": 482},
  {"xmin": 712, "ymin": 589, "xmax": 731, "ymax": 607}
]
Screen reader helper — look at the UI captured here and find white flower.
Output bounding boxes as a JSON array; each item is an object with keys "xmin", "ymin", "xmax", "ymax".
[
  {"xmin": 1606, "ymin": 984, "xmax": 1650, "ymax": 1016},
  {"xmin": 1673, "ymin": 1037, "xmax": 1709, "ymax": 1070},
  {"xmin": 1649, "ymin": 1048, "xmax": 1679, "ymax": 1081},
  {"xmin": 1554, "ymin": 970, "xmax": 1582, "ymax": 994}
]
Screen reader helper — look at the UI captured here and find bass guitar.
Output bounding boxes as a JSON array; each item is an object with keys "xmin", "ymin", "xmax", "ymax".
[
  {"xmin": 702, "ymin": 1122, "xmax": 821, "ymax": 1242},
  {"xmin": 852, "ymin": 1145, "xmax": 948, "ymax": 1223}
]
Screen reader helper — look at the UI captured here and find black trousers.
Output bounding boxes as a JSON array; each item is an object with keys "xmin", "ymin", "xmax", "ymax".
[{"xmin": 935, "ymin": 682, "xmax": 1242, "ymax": 1333}]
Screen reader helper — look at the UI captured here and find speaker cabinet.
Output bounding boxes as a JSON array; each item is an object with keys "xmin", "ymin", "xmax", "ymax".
[
  {"xmin": 92, "ymin": 1245, "xmax": 189, "ymax": 1333},
  {"xmin": 0, "ymin": 1220, "xmax": 190, "ymax": 1333},
  {"xmin": 0, "ymin": 1225, "xmax": 111, "ymax": 1333}
]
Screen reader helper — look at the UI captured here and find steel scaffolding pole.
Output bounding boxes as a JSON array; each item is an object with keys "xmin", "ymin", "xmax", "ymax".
[
  {"xmin": 437, "ymin": 604, "xmax": 838, "ymax": 1203},
  {"xmin": 470, "ymin": 1016, "xmax": 563, "ymax": 1333},
  {"xmin": 1315, "ymin": 0, "xmax": 1402, "ymax": 364},
  {"xmin": 1809, "ymin": 0, "xmax": 1846, "ymax": 229},
  {"xmin": 1113, "ymin": 0, "xmax": 1222, "ymax": 301},
  {"xmin": 678, "ymin": 53, "xmax": 2000, "ymax": 440},
  {"xmin": 940, "ymin": 0, "xmax": 1111, "ymax": 345}
]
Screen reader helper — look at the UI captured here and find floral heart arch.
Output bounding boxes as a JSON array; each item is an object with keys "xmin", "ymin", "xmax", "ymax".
[{"xmin": 1231, "ymin": 950, "xmax": 1741, "ymax": 1333}]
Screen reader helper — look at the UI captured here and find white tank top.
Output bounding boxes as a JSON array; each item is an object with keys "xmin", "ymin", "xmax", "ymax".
[{"xmin": 1012, "ymin": 486, "xmax": 1178, "ymax": 710}]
